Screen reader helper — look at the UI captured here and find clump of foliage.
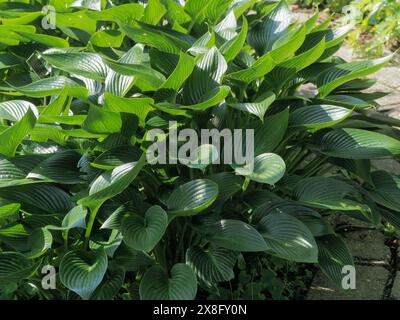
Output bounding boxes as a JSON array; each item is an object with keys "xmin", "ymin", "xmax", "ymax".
[
  {"xmin": 293, "ymin": 0, "xmax": 400, "ymax": 57},
  {"xmin": 344, "ymin": 0, "xmax": 400, "ymax": 57},
  {"xmin": 0, "ymin": 0, "xmax": 400, "ymax": 300},
  {"xmin": 292, "ymin": 0, "xmax": 350, "ymax": 13}
]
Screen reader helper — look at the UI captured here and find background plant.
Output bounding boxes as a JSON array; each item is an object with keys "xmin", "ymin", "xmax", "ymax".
[
  {"xmin": 291, "ymin": 0, "xmax": 351, "ymax": 13},
  {"xmin": 344, "ymin": 0, "xmax": 400, "ymax": 57},
  {"xmin": 291, "ymin": 0, "xmax": 400, "ymax": 57},
  {"xmin": 0, "ymin": 0, "xmax": 400, "ymax": 300}
]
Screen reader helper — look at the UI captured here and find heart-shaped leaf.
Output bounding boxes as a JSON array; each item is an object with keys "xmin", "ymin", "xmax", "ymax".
[
  {"xmin": 25, "ymin": 227, "xmax": 53, "ymax": 259},
  {"xmin": 60, "ymin": 249, "xmax": 108, "ymax": 300},
  {"xmin": 188, "ymin": 31, "xmax": 215, "ymax": 55},
  {"xmin": 180, "ymin": 86, "xmax": 230, "ymax": 111},
  {"xmin": 186, "ymin": 246, "xmax": 237, "ymax": 287},
  {"xmin": 233, "ymin": 153, "xmax": 286, "ymax": 185},
  {"xmin": 139, "ymin": 263, "xmax": 197, "ymax": 300},
  {"xmin": 0, "ymin": 203, "xmax": 20, "ymax": 224},
  {"xmin": 103, "ymin": 93, "xmax": 154, "ymax": 127},
  {"xmin": 121, "ymin": 205, "xmax": 167, "ymax": 252},
  {"xmin": 317, "ymin": 234, "xmax": 353, "ymax": 287},
  {"xmin": 82, "ymin": 106, "xmax": 122, "ymax": 134},
  {"xmin": 89, "ymin": 29, "xmax": 124, "ymax": 48},
  {"xmin": 257, "ymin": 212, "xmax": 318, "ymax": 263},
  {"xmin": 185, "ymin": 0, "xmax": 233, "ymax": 26},
  {"xmin": 85, "ymin": 3, "xmax": 144, "ymax": 23},
  {"xmin": 63, "ymin": 206, "xmax": 87, "ymax": 229},
  {"xmin": 167, "ymin": 179, "xmax": 219, "ymax": 217},
  {"xmin": 13, "ymin": 76, "xmax": 86, "ymax": 98},
  {"xmin": 105, "ymin": 60, "xmax": 166, "ymax": 91},
  {"xmin": 208, "ymin": 219, "xmax": 269, "ymax": 252},
  {"xmin": 268, "ymin": 38, "xmax": 325, "ymax": 91},
  {"xmin": 226, "ymin": 52, "xmax": 274, "ymax": 83}
]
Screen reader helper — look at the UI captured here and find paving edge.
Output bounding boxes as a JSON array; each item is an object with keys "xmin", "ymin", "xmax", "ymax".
[
  {"xmin": 305, "ymin": 235, "xmax": 399, "ymax": 300},
  {"xmin": 382, "ymin": 238, "xmax": 399, "ymax": 299}
]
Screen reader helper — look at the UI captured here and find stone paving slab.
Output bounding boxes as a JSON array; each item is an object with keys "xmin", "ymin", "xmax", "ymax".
[
  {"xmin": 336, "ymin": 44, "xmax": 400, "ymax": 117},
  {"xmin": 342, "ymin": 230, "xmax": 391, "ymax": 263},
  {"xmin": 307, "ymin": 266, "xmax": 389, "ymax": 300},
  {"xmin": 365, "ymin": 82, "xmax": 393, "ymax": 93},
  {"xmin": 372, "ymin": 67, "xmax": 400, "ymax": 90},
  {"xmin": 372, "ymin": 159, "xmax": 400, "ymax": 175},
  {"xmin": 367, "ymin": 82, "xmax": 400, "ymax": 112},
  {"xmin": 387, "ymin": 108, "xmax": 400, "ymax": 119},
  {"xmin": 337, "ymin": 45, "xmax": 354, "ymax": 62},
  {"xmin": 364, "ymin": 82, "xmax": 393, "ymax": 100},
  {"xmin": 368, "ymin": 89, "xmax": 400, "ymax": 109}
]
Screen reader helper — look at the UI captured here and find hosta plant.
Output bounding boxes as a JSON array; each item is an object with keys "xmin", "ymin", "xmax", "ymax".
[{"xmin": 0, "ymin": 0, "xmax": 400, "ymax": 300}]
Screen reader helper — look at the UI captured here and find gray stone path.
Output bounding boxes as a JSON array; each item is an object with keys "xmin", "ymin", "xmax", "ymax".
[
  {"xmin": 308, "ymin": 266, "xmax": 390, "ymax": 300},
  {"xmin": 307, "ymin": 217, "xmax": 399, "ymax": 300},
  {"xmin": 307, "ymin": 221, "xmax": 399, "ymax": 300},
  {"xmin": 337, "ymin": 45, "xmax": 400, "ymax": 119}
]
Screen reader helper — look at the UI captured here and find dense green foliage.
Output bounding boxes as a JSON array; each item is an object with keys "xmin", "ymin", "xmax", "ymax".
[
  {"xmin": 292, "ymin": 0, "xmax": 350, "ymax": 13},
  {"xmin": 345, "ymin": 0, "xmax": 400, "ymax": 56},
  {"xmin": 294, "ymin": 0, "xmax": 400, "ymax": 56},
  {"xmin": 0, "ymin": 0, "xmax": 399, "ymax": 300}
]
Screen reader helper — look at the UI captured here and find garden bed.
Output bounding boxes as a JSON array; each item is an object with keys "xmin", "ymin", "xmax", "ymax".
[{"xmin": 0, "ymin": 0, "xmax": 399, "ymax": 301}]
